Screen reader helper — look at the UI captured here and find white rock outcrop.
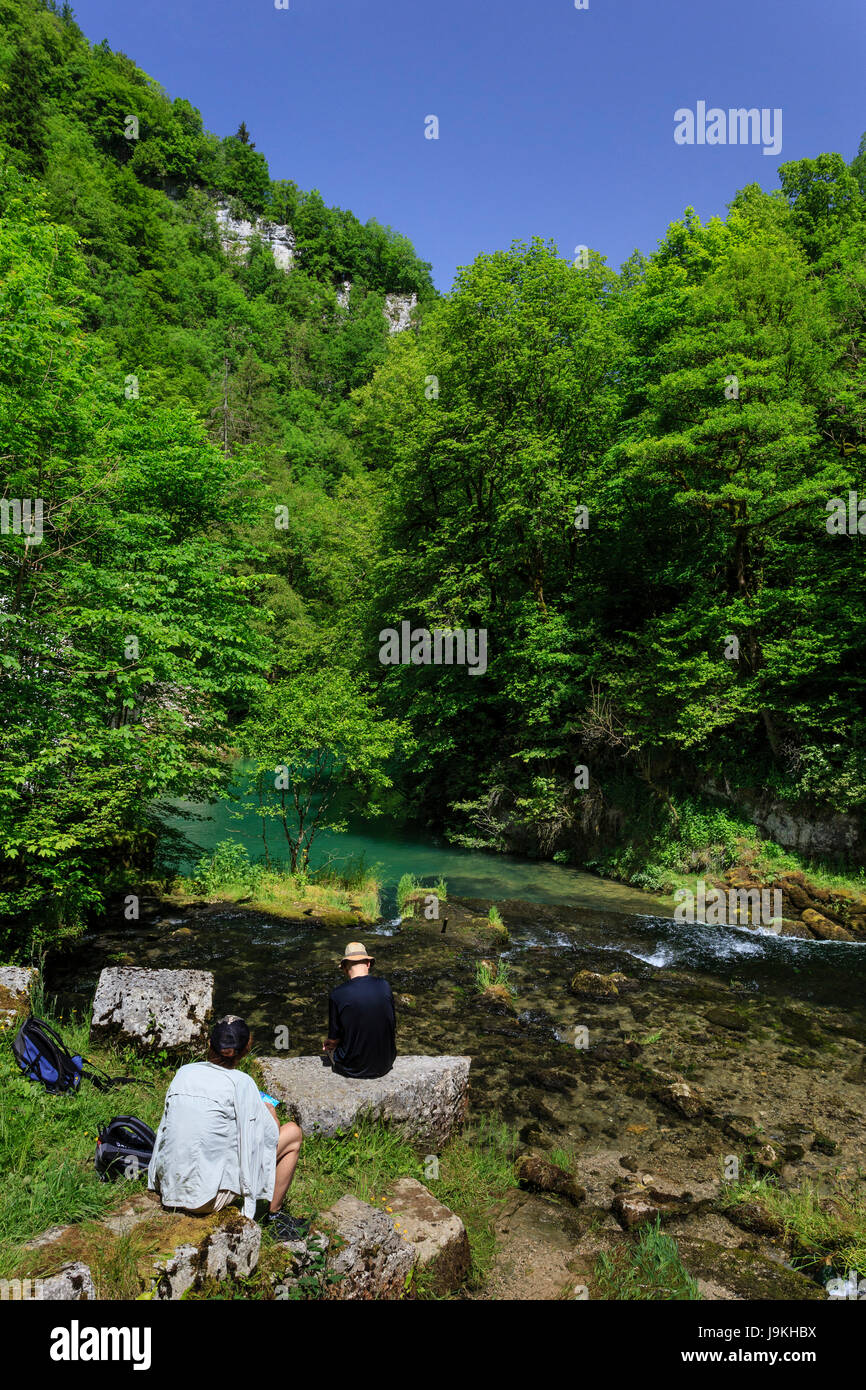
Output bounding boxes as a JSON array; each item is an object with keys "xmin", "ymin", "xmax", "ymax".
[
  {"xmin": 383, "ymin": 291, "xmax": 418, "ymax": 333},
  {"xmin": 215, "ymin": 201, "xmax": 295, "ymax": 270},
  {"xmin": 150, "ymin": 1214, "xmax": 261, "ymax": 1300},
  {"xmin": 37, "ymin": 1263, "xmax": 96, "ymax": 1300}
]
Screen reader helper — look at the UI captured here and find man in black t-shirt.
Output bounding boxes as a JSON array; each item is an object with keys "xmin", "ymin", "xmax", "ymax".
[{"xmin": 323, "ymin": 942, "xmax": 396, "ymax": 1080}]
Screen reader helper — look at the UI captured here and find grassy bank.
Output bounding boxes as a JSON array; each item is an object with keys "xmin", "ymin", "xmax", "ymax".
[
  {"xmin": 575, "ymin": 796, "xmax": 866, "ymax": 927},
  {"xmin": 720, "ymin": 1174, "xmax": 866, "ymax": 1282},
  {"xmin": 167, "ymin": 840, "xmax": 381, "ymax": 924}
]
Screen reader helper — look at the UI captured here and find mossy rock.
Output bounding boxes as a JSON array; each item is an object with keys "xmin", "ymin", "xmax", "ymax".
[
  {"xmin": 8, "ymin": 1193, "xmax": 249, "ymax": 1298},
  {"xmin": 570, "ymin": 970, "xmax": 637, "ymax": 1000},
  {"xmin": 404, "ymin": 914, "xmax": 509, "ymax": 949},
  {"xmin": 677, "ymin": 1238, "xmax": 823, "ymax": 1299}
]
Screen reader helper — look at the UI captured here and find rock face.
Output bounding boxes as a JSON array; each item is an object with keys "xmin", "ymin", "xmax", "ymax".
[
  {"xmin": 91, "ymin": 967, "xmax": 213, "ymax": 1052},
  {"xmin": 0, "ymin": 965, "xmax": 38, "ymax": 1025},
  {"xmin": 318, "ymin": 1194, "xmax": 415, "ymax": 1300},
  {"xmin": 259, "ymin": 1054, "xmax": 471, "ymax": 1147},
  {"xmin": 36, "ymin": 1263, "xmax": 96, "ymax": 1301},
  {"xmin": 383, "ymin": 291, "xmax": 417, "ymax": 333},
  {"xmin": 212, "ymin": 208, "xmax": 416, "ymax": 336},
  {"xmin": 151, "ymin": 1213, "xmax": 261, "ymax": 1300},
  {"xmin": 381, "ymin": 1178, "xmax": 470, "ymax": 1295},
  {"xmin": 215, "ymin": 201, "xmax": 295, "ymax": 270}
]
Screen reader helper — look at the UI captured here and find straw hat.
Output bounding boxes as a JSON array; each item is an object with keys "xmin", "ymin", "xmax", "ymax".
[{"xmin": 341, "ymin": 941, "xmax": 374, "ymax": 967}]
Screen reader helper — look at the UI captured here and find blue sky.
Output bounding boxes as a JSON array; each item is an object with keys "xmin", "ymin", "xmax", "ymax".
[{"xmin": 70, "ymin": 0, "xmax": 865, "ymax": 291}]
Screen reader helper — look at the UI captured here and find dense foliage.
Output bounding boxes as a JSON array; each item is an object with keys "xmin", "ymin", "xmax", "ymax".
[
  {"xmin": 355, "ymin": 178, "xmax": 866, "ymax": 871},
  {"xmin": 1, "ymin": 0, "xmax": 864, "ymax": 954}
]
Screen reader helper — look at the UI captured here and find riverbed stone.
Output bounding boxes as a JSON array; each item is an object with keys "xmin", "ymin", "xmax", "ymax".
[
  {"xmin": 0, "ymin": 966, "xmax": 38, "ymax": 1026},
  {"xmin": 91, "ymin": 966, "xmax": 213, "ymax": 1051},
  {"xmin": 318, "ymin": 1195, "xmax": 415, "ymax": 1299},
  {"xmin": 515, "ymin": 1154, "xmax": 585, "ymax": 1206},
  {"xmin": 381, "ymin": 1178, "xmax": 470, "ymax": 1294},
  {"xmin": 258, "ymin": 1054, "xmax": 471, "ymax": 1147},
  {"xmin": 150, "ymin": 1212, "xmax": 261, "ymax": 1300},
  {"xmin": 570, "ymin": 969, "xmax": 637, "ymax": 1000},
  {"xmin": 611, "ymin": 1193, "xmax": 661, "ymax": 1230},
  {"xmin": 656, "ymin": 1080, "xmax": 707, "ymax": 1120}
]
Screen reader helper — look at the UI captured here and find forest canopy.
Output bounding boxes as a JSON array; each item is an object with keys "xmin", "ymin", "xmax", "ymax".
[{"xmin": 1, "ymin": 0, "xmax": 864, "ymax": 955}]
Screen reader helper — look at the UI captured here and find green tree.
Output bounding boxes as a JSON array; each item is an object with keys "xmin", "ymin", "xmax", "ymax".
[{"xmin": 237, "ymin": 673, "xmax": 407, "ymax": 871}]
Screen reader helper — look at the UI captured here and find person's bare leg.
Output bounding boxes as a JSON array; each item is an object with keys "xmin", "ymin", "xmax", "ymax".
[{"xmin": 270, "ymin": 1120, "xmax": 303, "ymax": 1213}]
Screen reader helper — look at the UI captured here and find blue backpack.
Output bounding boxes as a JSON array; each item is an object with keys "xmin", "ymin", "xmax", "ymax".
[{"xmin": 12, "ymin": 1016, "xmax": 138, "ymax": 1094}]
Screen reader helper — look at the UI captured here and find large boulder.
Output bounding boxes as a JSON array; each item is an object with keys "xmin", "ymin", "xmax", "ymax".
[
  {"xmin": 259, "ymin": 1054, "xmax": 471, "ymax": 1148},
  {"xmin": 0, "ymin": 966, "xmax": 38, "ymax": 1027},
  {"xmin": 381, "ymin": 1178, "xmax": 470, "ymax": 1295},
  {"xmin": 318, "ymin": 1195, "xmax": 415, "ymax": 1299},
  {"xmin": 91, "ymin": 967, "xmax": 213, "ymax": 1052}
]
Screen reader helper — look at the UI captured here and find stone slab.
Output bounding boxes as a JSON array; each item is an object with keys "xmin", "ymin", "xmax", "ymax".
[
  {"xmin": 259, "ymin": 1054, "xmax": 471, "ymax": 1148},
  {"xmin": 91, "ymin": 967, "xmax": 213, "ymax": 1051},
  {"xmin": 382, "ymin": 1178, "xmax": 470, "ymax": 1294}
]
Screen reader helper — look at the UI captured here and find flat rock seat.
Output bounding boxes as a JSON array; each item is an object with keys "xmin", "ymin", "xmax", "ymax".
[{"xmin": 258, "ymin": 1054, "xmax": 471, "ymax": 1148}]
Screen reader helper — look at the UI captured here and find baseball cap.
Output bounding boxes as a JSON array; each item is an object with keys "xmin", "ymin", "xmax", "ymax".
[{"xmin": 210, "ymin": 1015, "xmax": 250, "ymax": 1057}]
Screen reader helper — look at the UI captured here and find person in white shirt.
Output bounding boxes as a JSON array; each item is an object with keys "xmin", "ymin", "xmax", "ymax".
[{"xmin": 148, "ymin": 1015, "xmax": 307, "ymax": 1242}]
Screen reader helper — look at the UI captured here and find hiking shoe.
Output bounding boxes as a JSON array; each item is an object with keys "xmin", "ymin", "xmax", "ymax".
[{"xmin": 265, "ymin": 1211, "xmax": 310, "ymax": 1242}]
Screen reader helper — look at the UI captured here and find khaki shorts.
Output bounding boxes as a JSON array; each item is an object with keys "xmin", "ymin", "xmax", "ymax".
[{"xmin": 185, "ymin": 1190, "xmax": 242, "ymax": 1215}]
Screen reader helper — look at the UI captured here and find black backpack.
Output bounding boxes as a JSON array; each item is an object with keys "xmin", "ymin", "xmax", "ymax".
[
  {"xmin": 94, "ymin": 1115, "xmax": 157, "ymax": 1181},
  {"xmin": 12, "ymin": 1016, "xmax": 139, "ymax": 1095}
]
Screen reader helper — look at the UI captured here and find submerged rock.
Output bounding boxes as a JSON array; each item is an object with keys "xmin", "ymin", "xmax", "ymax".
[
  {"xmin": 91, "ymin": 966, "xmax": 214, "ymax": 1052},
  {"xmin": 570, "ymin": 970, "xmax": 637, "ymax": 1000},
  {"xmin": 259, "ymin": 1054, "xmax": 471, "ymax": 1147},
  {"xmin": 656, "ymin": 1080, "xmax": 707, "ymax": 1120}
]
